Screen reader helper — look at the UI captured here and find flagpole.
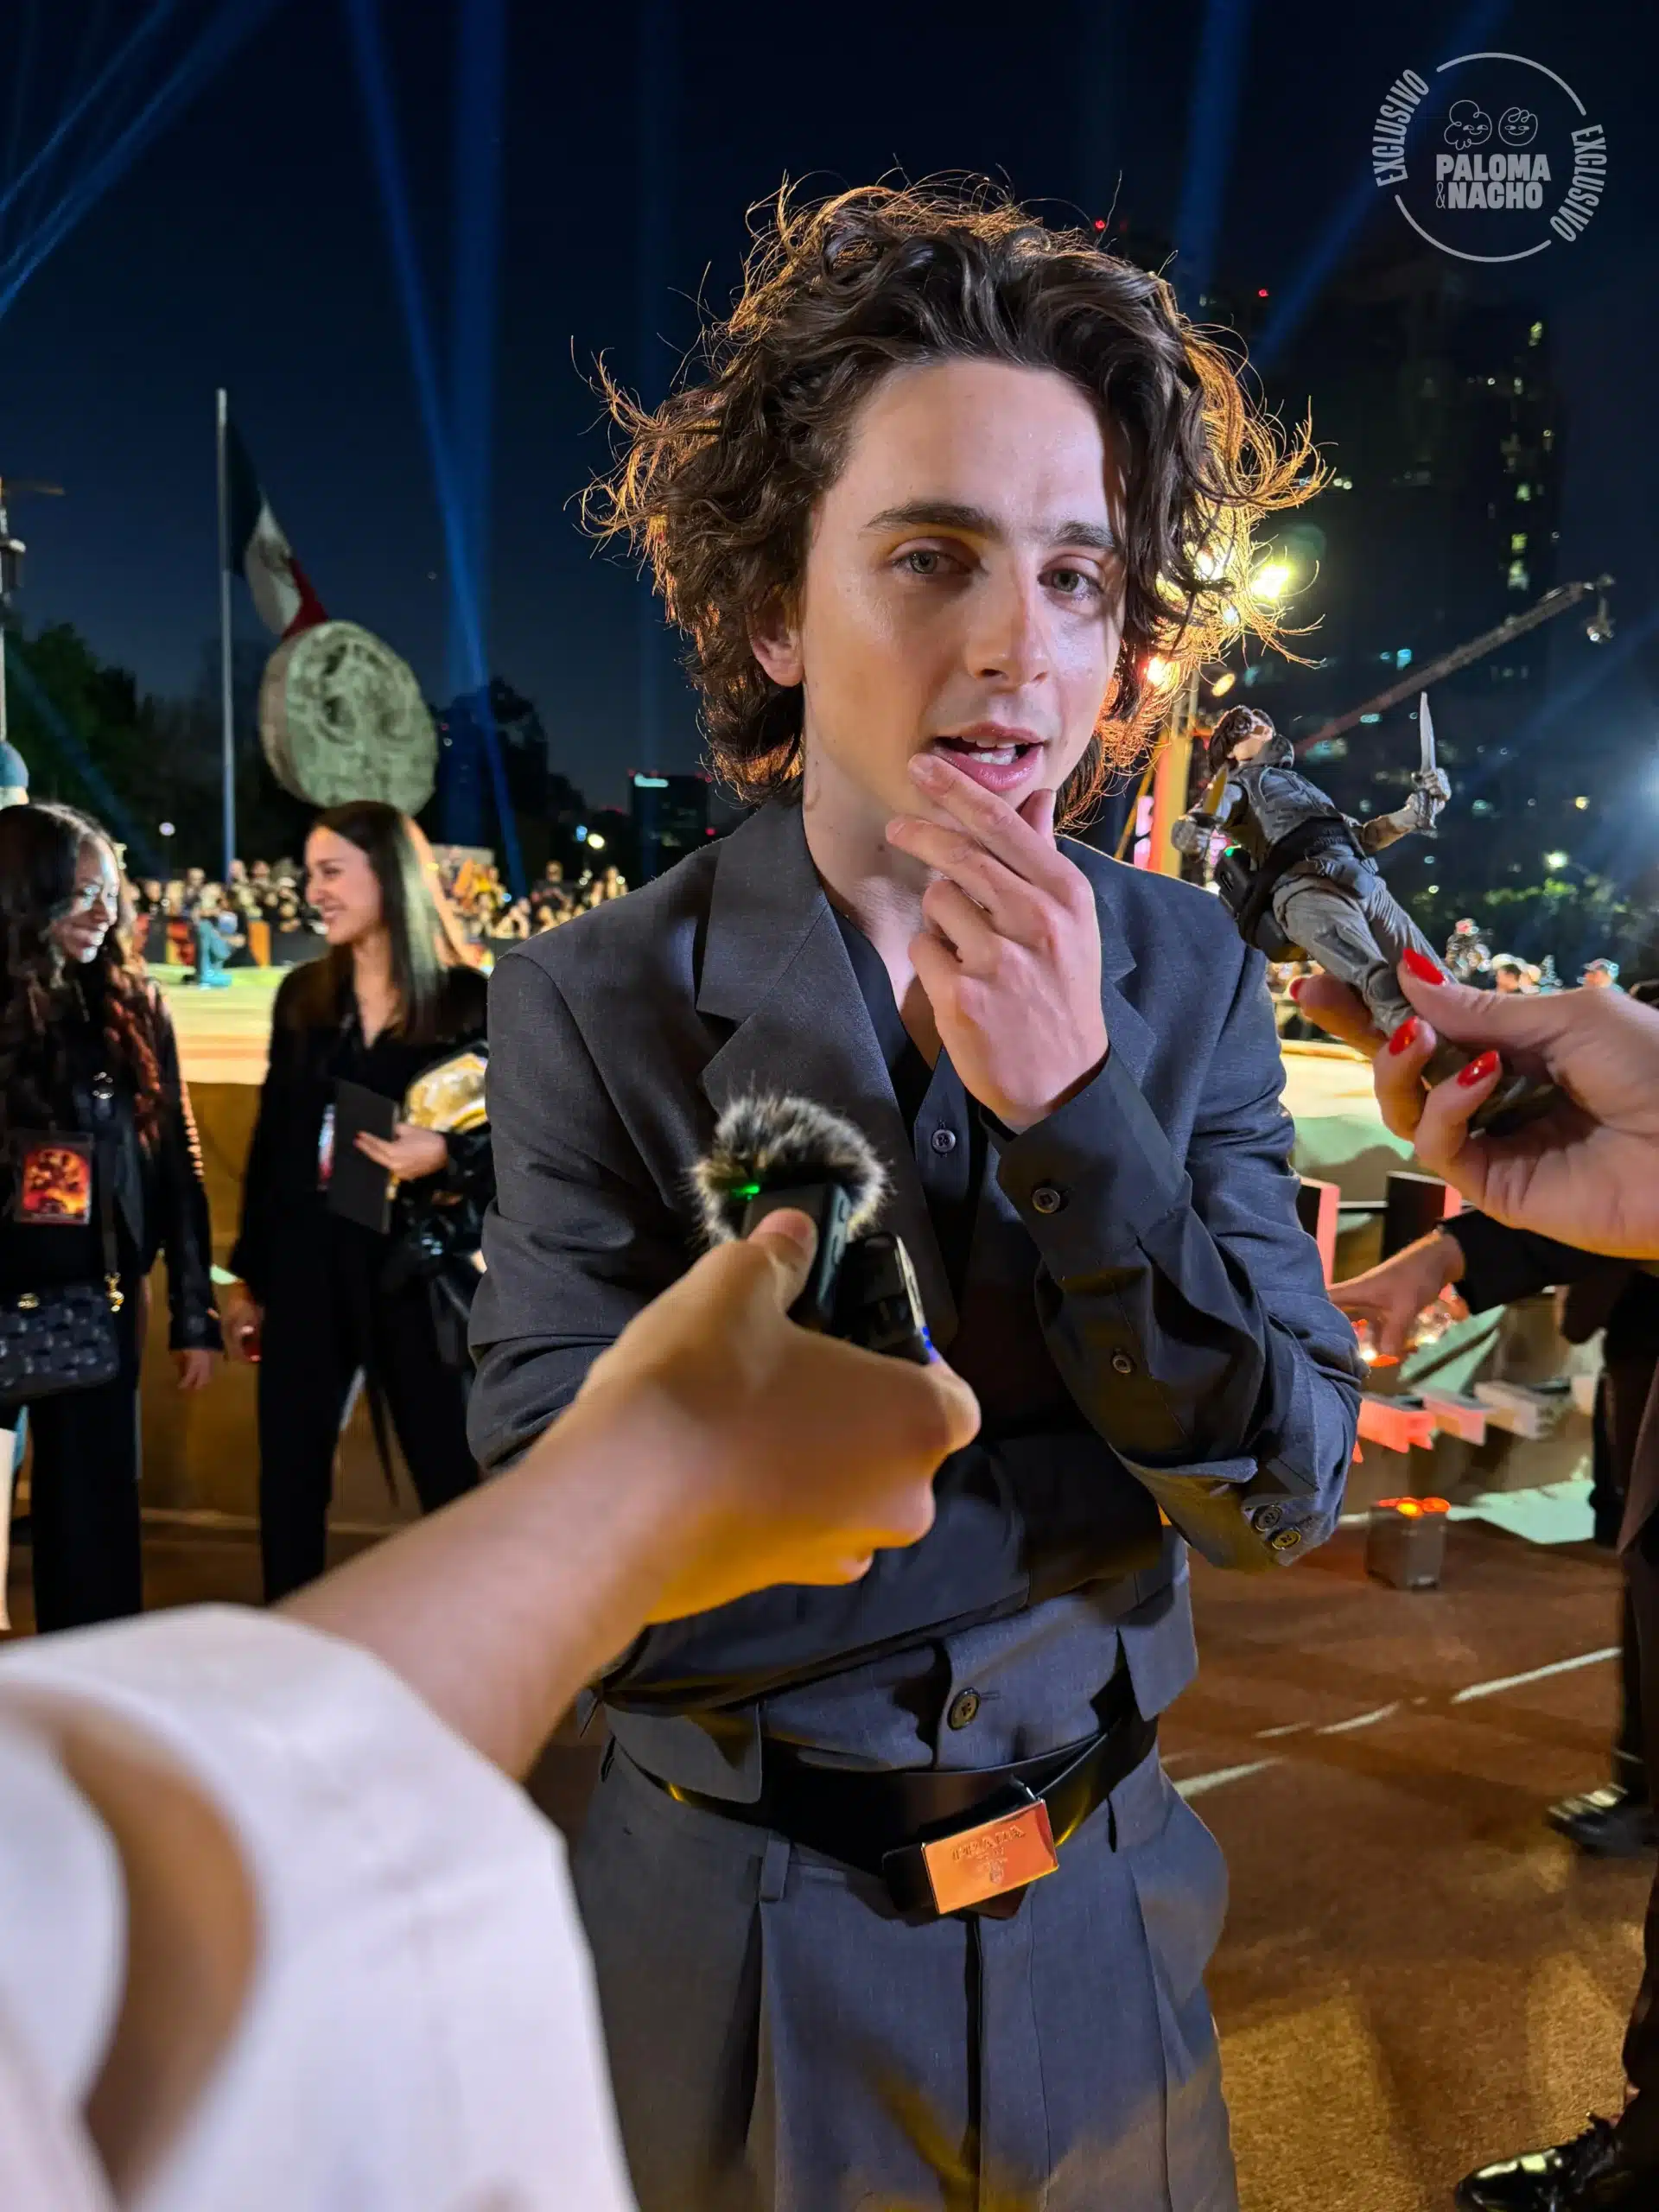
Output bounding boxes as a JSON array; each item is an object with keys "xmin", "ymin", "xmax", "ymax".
[{"xmin": 215, "ymin": 387, "xmax": 235, "ymax": 886}]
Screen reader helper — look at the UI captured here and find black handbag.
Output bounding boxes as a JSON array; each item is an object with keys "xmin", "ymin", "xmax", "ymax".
[{"xmin": 0, "ymin": 1081, "xmax": 124, "ymax": 1407}]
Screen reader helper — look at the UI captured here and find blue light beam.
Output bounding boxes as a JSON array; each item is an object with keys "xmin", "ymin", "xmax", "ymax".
[
  {"xmin": 1173, "ymin": 0, "xmax": 1254, "ymax": 312},
  {"xmin": 342, "ymin": 0, "xmax": 522, "ymax": 893},
  {"xmin": 1253, "ymin": 0, "xmax": 1510, "ymax": 372},
  {"xmin": 0, "ymin": 0, "xmax": 280, "ymax": 327},
  {"xmin": 0, "ymin": 0, "xmax": 178, "ymax": 245},
  {"xmin": 4, "ymin": 637, "xmax": 158, "ymax": 872},
  {"xmin": 448, "ymin": 0, "xmax": 504, "ymax": 709}
]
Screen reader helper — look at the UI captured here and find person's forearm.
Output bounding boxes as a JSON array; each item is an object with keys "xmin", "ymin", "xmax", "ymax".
[
  {"xmin": 280, "ymin": 1389, "xmax": 693, "ymax": 1777},
  {"xmin": 1357, "ymin": 813, "xmax": 1408, "ymax": 855}
]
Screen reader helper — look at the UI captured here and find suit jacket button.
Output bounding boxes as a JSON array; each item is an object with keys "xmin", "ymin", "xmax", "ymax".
[
  {"xmin": 1031, "ymin": 1185, "xmax": 1065, "ymax": 1216},
  {"xmin": 1269, "ymin": 1528, "xmax": 1301, "ymax": 1552},
  {"xmin": 947, "ymin": 1689, "xmax": 981, "ymax": 1730},
  {"xmin": 1255, "ymin": 1505, "xmax": 1282, "ymax": 1532},
  {"xmin": 1111, "ymin": 1351, "xmax": 1136, "ymax": 1376},
  {"xmin": 930, "ymin": 1128, "xmax": 957, "ymax": 1154}
]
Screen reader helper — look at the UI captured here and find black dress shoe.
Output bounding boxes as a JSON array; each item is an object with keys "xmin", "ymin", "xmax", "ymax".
[
  {"xmin": 1455, "ymin": 2117, "xmax": 1656, "ymax": 2208},
  {"xmin": 1546, "ymin": 1785, "xmax": 1658, "ymax": 1858}
]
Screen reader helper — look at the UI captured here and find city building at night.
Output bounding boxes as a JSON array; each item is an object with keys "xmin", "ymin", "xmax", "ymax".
[{"xmin": 630, "ymin": 767, "xmax": 710, "ymax": 880}]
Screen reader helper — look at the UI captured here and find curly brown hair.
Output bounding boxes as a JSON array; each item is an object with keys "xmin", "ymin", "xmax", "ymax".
[
  {"xmin": 0, "ymin": 802, "xmax": 167, "ymax": 1150},
  {"xmin": 588, "ymin": 179, "xmax": 1322, "ymax": 823}
]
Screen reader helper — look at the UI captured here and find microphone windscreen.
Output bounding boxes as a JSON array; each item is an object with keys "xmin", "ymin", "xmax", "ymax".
[{"xmin": 691, "ymin": 1093, "xmax": 889, "ymax": 1248}]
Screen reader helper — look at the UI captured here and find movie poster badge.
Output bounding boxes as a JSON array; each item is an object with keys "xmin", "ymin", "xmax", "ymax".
[
  {"xmin": 11, "ymin": 1134, "xmax": 94, "ymax": 1225},
  {"xmin": 1370, "ymin": 52, "xmax": 1607, "ymax": 262}
]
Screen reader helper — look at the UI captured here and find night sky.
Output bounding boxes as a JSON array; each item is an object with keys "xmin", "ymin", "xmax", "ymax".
[{"xmin": 0, "ymin": 0, "xmax": 1651, "ymax": 813}]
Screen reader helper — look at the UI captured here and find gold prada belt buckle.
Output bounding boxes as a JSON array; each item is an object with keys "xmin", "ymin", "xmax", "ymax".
[{"xmin": 919, "ymin": 1795, "xmax": 1059, "ymax": 1916}]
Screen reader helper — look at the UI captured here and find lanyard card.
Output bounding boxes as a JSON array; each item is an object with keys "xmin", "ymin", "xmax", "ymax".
[{"xmin": 11, "ymin": 1133, "xmax": 94, "ymax": 1226}]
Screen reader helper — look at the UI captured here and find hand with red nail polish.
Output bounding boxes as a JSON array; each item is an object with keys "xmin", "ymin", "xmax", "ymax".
[
  {"xmin": 1284, "ymin": 962, "xmax": 1659, "ymax": 1255},
  {"xmin": 1387, "ymin": 1017, "xmax": 1420, "ymax": 1058},
  {"xmin": 1386, "ymin": 974, "xmax": 1659, "ymax": 1255}
]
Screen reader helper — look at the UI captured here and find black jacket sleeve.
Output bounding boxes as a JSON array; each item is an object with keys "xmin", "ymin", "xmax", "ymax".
[
  {"xmin": 468, "ymin": 954, "xmax": 1166, "ymax": 1709},
  {"xmin": 1442, "ymin": 1211, "xmax": 1607, "ymax": 1314},
  {"xmin": 227, "ymin": 972, "xmax": 306, "ymax": 1303},
  {"xmin": 988, "ymin": 944, "xmax": 1361, "ymax": 1573},
  {"xmin": 149, "ymin": 992, "xmax": 223, "ymax": 1352}
]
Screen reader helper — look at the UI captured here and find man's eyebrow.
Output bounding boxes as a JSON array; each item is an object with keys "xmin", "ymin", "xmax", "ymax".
[{"xmin": 864, "ymin": 500, "xmax": 1117, "ymax": 550}]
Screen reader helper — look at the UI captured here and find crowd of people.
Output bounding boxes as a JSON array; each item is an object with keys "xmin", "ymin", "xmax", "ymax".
[
  {"xmin": 438, "ymin": 853, "xmax": 629, "ymax": 944},
  {"xmin": 124, "ymin": 849, "xmax": 632, "ymax": 964},
  {"xmin": 1271, "ymin": 930, "xmax": 1642, "ymax": 1040}
]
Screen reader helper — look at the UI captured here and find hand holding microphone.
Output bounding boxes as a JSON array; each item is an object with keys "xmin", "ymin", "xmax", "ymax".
[{"xmin": 569, "ymin": 1093, "xmax": 979, "ymax": 1621}]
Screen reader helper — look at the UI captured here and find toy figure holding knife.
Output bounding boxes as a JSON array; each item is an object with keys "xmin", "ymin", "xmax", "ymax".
[{"xmin": 1173, "ymin": 695, "xmax": 1542, "ymax": 1122}]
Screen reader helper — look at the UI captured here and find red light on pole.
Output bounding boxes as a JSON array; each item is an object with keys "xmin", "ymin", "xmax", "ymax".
[{"xmin": 1256, "ymin": 287, "xmax": 1269, "ymax": 298}]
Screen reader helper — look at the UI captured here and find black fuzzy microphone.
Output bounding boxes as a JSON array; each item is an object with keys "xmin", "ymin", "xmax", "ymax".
[{"xmin": 691, "ymin": 1095, "xmax": 931, "ymax": 1363}]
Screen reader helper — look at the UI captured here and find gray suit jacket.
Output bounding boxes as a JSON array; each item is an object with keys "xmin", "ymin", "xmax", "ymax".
[{"xmin": 470, "ymin": 800, "xmax": 1359, "ymax": 1794}]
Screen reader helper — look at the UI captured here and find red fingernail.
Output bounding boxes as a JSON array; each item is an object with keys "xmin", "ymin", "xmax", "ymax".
[
  {"xmin": 1402, "ymin": 950, "xmax": 1445, "ymax": 985},
  {"xmin": 1387, "ymin": 1016, "xmax": 1419, "ymax": 1056},
  {"xmin": 1287, "ymin": 976, "xmax": 1306, "ymax": 1002},
  {"xmin": 1457, "ymin": 1050, "xmax": 1500, "ymax": 1087}
]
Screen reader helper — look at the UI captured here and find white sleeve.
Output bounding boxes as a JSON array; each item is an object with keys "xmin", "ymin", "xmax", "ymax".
[{"xmin": 0, "ymin": 1605, "xmax": 638, "ymax": 2212}]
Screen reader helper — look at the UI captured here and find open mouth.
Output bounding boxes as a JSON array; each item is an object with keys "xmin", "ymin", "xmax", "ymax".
[
  {"xmin": 927, "ymin": 732, "xmax": 1046, "ymax": 793},
  {"xmin": 932, "ymin": 735, "xmax": 1039, "ymax": 768}
]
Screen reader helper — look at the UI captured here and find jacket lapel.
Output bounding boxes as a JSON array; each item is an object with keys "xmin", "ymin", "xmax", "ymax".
[{"xmin": 696, "ymin": 805, "xmax": 960, "ymax": 1346}]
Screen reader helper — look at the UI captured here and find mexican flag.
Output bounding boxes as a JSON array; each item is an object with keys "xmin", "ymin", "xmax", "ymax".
[{"xmin": 223, "ymin": 416, "xmax": 328, "ymax": 639}]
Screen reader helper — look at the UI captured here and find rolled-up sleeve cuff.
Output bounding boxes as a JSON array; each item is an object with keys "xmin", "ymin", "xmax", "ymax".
[
  {"xmin": 1117, "ymin": 1452, "xmax": 1337, "ymax": 1572},
  {"xmin": 989, "ymin": 1050, "xmax": 1185, "ymax": 1261}
]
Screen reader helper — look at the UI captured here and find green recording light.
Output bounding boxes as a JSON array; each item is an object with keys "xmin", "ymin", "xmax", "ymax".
[{"xmin": 734, "ymin": 1181, "xmax": 762, "ymax": 1200}]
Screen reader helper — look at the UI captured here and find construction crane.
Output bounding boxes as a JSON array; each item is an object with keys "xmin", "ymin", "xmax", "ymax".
[{"xmin": 1292, "ymin": 574, "xmax": 1616, "ymax": 756}]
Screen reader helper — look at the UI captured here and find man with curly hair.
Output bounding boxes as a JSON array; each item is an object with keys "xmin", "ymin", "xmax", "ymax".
[{"xmin": 470, "ymin": 181, "xmax": 1360, "ymax": 2212}]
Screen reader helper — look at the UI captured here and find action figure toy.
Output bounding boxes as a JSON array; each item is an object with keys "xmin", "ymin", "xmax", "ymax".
[{"xmin": 1173, "ymin": 697, "xmax": 1541, "ymax": 1122}]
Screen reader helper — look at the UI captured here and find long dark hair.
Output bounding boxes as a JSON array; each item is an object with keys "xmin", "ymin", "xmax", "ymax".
[
  {"xmin": 588, "ymin": 178, "xmax": 1321, "ymax": 824},
  {"xmin": 286, "ymin": 802, "xmax": 478, "ymax": 1046},
  {"xmin": 0, "ymin": 802, "xmax": 166, "ymax": 1147}
]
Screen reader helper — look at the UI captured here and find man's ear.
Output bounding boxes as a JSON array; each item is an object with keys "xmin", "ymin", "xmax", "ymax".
[{"xmin": 748, "ymin": 594, "xmax": 804, "ymax": 689}]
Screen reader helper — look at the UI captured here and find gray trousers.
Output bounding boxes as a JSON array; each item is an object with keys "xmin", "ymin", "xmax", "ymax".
[
  {"xmin": 1272, "ymin": 855, "xmax": 1439, "ymax": 1037},
  {"xmin": 574, "ymin": 1744, "xmax": 1236, "ymax": 2212}
]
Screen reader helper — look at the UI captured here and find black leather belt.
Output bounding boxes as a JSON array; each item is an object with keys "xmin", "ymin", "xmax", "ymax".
[{"xmin": 651, "ymin": 1673, "xmax": 1156, "ymax": 1919}]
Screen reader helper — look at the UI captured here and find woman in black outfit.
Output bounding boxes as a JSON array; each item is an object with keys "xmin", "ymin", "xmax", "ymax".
[
  {"xmin": 221, "ymin": 802, "xmax": 489, "ymax": 1601},
  {"xmin": 0, "ymin": 804, "xmax": 220, "ymax": 1630}
]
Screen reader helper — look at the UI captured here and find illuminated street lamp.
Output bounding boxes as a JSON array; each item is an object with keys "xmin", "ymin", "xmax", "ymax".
[
  {"xmin": 1543, "ymin": 849, "xmax": 1569, "ymax": 870},
  {"xmin": 1144, "ymin": 654, "xmax": 1181, "ymax": 692},
  {"xmin": 1249, "ymin": 559, "xmax": 1294, "ymax": 604}
]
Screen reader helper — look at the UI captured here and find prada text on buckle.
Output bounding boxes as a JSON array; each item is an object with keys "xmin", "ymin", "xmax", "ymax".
[{"xmin": 919, "ymin": 1796, "xmax": 1059, "ymax": 1916}]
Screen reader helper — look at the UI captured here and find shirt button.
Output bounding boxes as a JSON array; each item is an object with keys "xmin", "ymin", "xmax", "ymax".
[
  {"xmin": 1269, "ymin": 1528, "xmax": 1302, "ymax": 1553},
  {"xmin": 1110, "ymin": 1351, "xmax": 1136, "ymax": 1376},
  {"xmin": 1031, "ymin": 1184, "xmax": 1065, "ymax": 1216},
  {"xmin": 946, "ymin": 1689, "xmax": 981, "ymax": 1730},
  {"xmin": 930, "ymin": 1127, "xmax": 957, "ymax": 1154}
]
